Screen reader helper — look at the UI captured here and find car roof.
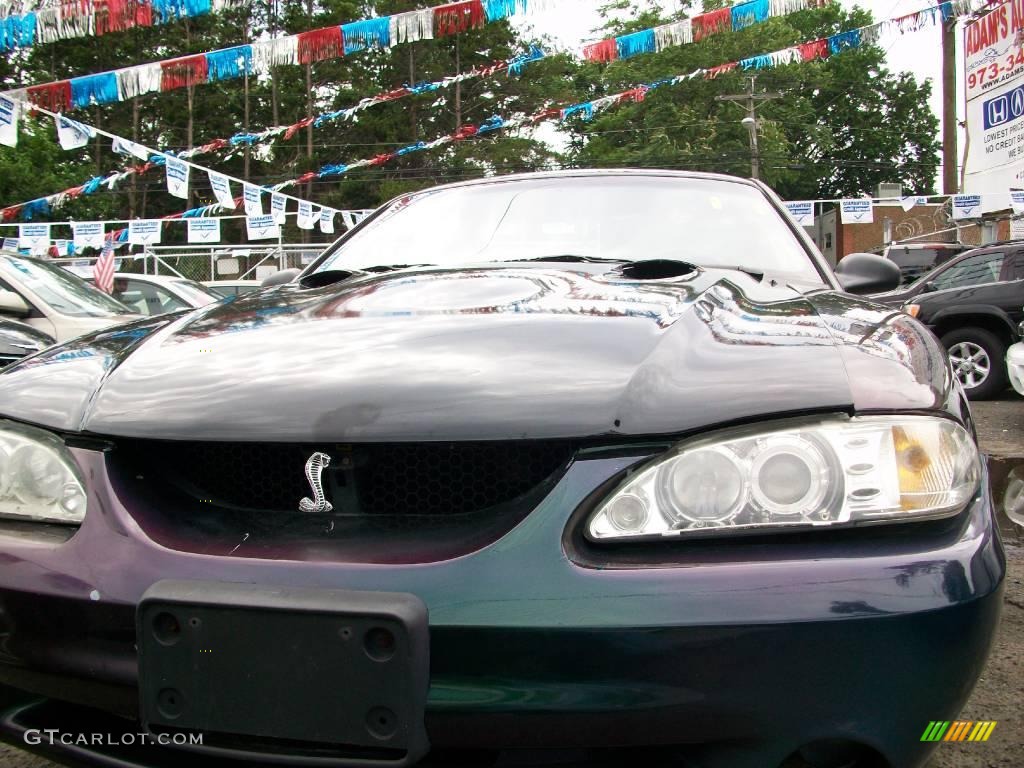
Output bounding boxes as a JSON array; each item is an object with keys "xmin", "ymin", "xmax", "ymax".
[
  {"xmin": 203, "ymin": 280, "xmax": 261, "ymax": 285},
  {"xmin": 412, "ymin": 168, "xmax": 759, "ymax": 196},
  {"xmin": 887, "ymin": 242, "xmax": 964, "ymax": 250}
]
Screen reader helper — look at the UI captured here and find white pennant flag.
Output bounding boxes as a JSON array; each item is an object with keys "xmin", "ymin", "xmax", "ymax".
[
  {"xmin": 243, "ymin": 184, "xmax": 263, "ymax": 216},
  {"xmin": 55, "ymin": 115, "xmax": 94, "ymax": 150},
  {"xmin": 188, "ymin": 218, "xmax": 221, "ymax": 243},
  {"xmin": 839, "ymin": 198, "xmax": 873, "ymax": 224},
  {"xmin": 951, "ymin": 194, "xmax": 982, "ymax": 220},
  {"xmin": 319, "ymin": 208, "xmax": 335, "ymax": 233},
  {"xmin": 72, "ymin": 221, "xmax": 105, "ymax": 250},
  {"xmin": 111, "ymin": 137, "xmax": 150, "ymax": 162},
  {"xmin": 128, "ymin": 219, "xmax": 162, "ymax": 245},
  {"xmin": 271, "ymin": 193, "xmax": 287, "ymax": 224},
  {"xmin": 0, "ymin": 95, "xmax": 19, "ymax": 147},
  {"xmin": 208, "ymin": 172, "xmax": 235, "ymax": 209},
  {"xmin": 297, "ymin": 200, "xmax": 316, "ymax": 230},
  {"xmin": 165, "ymin": 157, "xmax": 189, "ymax": 199},
  {"xmin": 19, "ymin": 223, "xmax": 50, "ymax": 252},
  {"xmin": 1010, "ymin": 191, "xmax": 1024, "ymax": 215},
  {"xmin": 341, "ymin": 210, "xmax": 356, "ymax": 230},
  {"xmin": 899, "ymin": 195, "xmax": 928, "ymax": 212},
  {"xmin": 783, "ymin": 201, "xmax": 814, "ymax": 227},
  {"xmin": 246, "ymin": 214, "xmax": 280, "ymax": 240}
]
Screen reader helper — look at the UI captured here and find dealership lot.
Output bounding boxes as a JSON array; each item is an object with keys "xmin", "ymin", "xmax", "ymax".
[{"xmin": 2, "ymin": 394, "xmax": 1021, "ymax": 768}]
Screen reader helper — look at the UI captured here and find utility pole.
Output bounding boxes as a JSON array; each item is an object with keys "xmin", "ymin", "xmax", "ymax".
[
  {"xmin": 716, "ymin": 76, "xmax": 781, "ymax": 180},
  {"xmin": 942, "ymin": 17, "xmax": 958, "ymax": 195}
]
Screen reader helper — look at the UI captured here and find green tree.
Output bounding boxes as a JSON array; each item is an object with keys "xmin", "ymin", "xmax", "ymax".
[{"xmin": 568, "ymin": 2, "xmax": 941, "ymax": 199}]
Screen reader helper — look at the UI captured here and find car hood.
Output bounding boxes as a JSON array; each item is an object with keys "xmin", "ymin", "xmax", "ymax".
[{"xmin": 0, "ymin": 264, "xmax": 953, "ymax": 441}]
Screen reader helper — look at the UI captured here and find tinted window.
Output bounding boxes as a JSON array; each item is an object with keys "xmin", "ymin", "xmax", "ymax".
[
  {"xmin": 113, "ymin": 279, "xmax": 189, "ymax": 316},
  {"xmin": 932, "ymin": 252, "xmax": 1005, "ymax": 291},
  {"xmin": 888, "ymin": 247, "xmax": 943, "ymax": 270},
  {"xmin": 316, "ymin": 176, "xmax": 825, "ymax": 285},
  {"xmin": 1011, "ymin": 251, "xmax": 1024, "ymax": 280}
]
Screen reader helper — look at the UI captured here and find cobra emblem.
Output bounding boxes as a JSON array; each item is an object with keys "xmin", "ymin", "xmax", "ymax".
[{"xmin": 299, "ymin": 452, "xmax": 333, "ymax": 513}]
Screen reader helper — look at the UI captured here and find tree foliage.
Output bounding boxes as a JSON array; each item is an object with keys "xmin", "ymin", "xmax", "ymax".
[
  {"xmin": 571, "ymin": 1, "xmax": 940, "ymax": 199},
  {"xmin": 0, "ymin": 0, "xmax": 940, "ymax": 245}
]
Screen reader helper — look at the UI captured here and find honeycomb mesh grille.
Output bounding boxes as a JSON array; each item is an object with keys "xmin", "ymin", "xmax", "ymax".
[{"xmin": 119, "ymin": 440, "xmax": 575, "ymax": 516}]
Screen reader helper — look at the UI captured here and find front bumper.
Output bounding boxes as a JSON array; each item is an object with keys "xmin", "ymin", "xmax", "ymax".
[
  {"xmin": 0, "ymin": 448, "xmax": 1006, "ymax": 768},
  {"xmin": 1008, "ymin": 341, "xmax": 1024, "ymax": 396}
]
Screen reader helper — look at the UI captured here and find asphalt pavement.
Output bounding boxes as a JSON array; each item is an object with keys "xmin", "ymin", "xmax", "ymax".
[{"xmin": 2, "ymin": 393, "xmax": 1023, "ymax": 768}]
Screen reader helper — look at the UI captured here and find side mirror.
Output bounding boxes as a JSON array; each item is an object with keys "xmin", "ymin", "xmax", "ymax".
[
  {"xmin": 260, "ymin": 268, "xmax": 301, "ymax": 288},
  {"xmin": 0, "ymin": 289, "xmax": 30, "ymax": 318},
  {"xmin": 834, "ymin": 253, "xmax": 901, "ymax": 295}
]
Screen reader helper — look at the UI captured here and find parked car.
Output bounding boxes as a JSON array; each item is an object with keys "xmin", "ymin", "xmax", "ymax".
[
  {"xmin": 872, "ymin": 243, "xmax": 1024, "ymax": 399},
  {"xmin": 0, "ymin": 252, "xmax": 140, "ymax": 342},
  {"xmin": 1009, "ymin": 323, "xmax": 1024, "ymax": 396},
  {"xmin": 85, "ymin": 272, "xmax": 222, "ymax": 316},
  {"xmin": 0, "ymin": 171, "xmax": 1002, "ymax": 768},
  {"xmin": 0, "ymin": 318, "xmax": 53, "ymax": 368},
  {"xmin": 881, "ymin": 241, "xmax": 969, "ymax": 285},
  {"xmin": 202, "ymin": 279, "xmax": 262, "ymax": 298}
]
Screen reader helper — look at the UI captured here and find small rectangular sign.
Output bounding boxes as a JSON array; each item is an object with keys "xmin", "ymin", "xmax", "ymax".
[
  {"xmin": 128, "ymin": 219, "xmax": 162, "ymax": 245},
  {"xmin": 19, "ymin": 223, "xmax": 50, "ymax": 251},
  {"xmin": 72, "ymin": 221, "xmax": 105, "ymax": 250},
  {"xmin": 783, "ymin": 201, "xmax": 814, "ymax": 226},
  {"xmin": 188, "ymin": 218, "xmax": 221, "ymax": 243},
  {"xmin": 839, "ymin": 199, "xmax": 873, "ymax": 224},
  {"xmin": 246, "ymin": 214, "xmax": 280, "ymax": 241},
  {"xmin": 951, "ymin": 194, "xmax": 983, "ymax": 220}
]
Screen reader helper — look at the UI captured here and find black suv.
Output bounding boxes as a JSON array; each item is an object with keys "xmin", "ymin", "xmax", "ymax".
[
  {"xmin": 872, "ymin": 242, "xmax": 1024, "ymax": 399},
  {"xmin": 882, "ymin": 241, "xmax": 969, "ymax": 285}
]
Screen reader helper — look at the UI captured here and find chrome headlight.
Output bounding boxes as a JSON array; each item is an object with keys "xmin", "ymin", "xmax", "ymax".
[
  {"xmin": 588, "ymin": 416, "xmax": 980, "ymax": 541},
  {"xmin": 0, "ymin": 420, "xmax": 86, "ymax": 525}
]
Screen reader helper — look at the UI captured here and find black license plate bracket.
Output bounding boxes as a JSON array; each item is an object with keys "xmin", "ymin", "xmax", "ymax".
[{"xmin": 137, "ymin": 580, "xmax": 429, "ymax": 765}]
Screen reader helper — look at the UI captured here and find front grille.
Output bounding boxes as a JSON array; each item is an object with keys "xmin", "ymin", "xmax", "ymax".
[{"xmin": 117, "ymin": 439, "xmax": 576, "ymax": 516}]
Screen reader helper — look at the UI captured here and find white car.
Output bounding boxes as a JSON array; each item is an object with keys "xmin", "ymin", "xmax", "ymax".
[
  {"xmin": 86, "ymin": 273, "xmax": 223, "ymax": 316},
  {"xmin": 1009, "ymin": 329, "xmax": 1024, "ymax": 396},
  {"xmin": 0, "ymin": 252, "xmax": 140, "ymax": 343}
]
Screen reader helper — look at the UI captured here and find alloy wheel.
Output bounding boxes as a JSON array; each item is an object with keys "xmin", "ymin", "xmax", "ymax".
[{"xmin": 948, "ymin": 341, "xmax": 990, "ymax": 390}]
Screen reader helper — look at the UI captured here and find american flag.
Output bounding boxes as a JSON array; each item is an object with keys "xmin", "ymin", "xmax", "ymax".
[{"xmin": 93, "ymin": 237, "xmax": 115, "ymax": 294}]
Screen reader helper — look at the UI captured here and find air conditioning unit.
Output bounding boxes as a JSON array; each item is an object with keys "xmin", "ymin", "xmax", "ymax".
[{"xmin": 876, "ymin": 183, "xmax": 903, "ymax": 200}]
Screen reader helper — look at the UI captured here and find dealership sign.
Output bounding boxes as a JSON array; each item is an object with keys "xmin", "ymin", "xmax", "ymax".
[{"xmin": 963, "ymin": 0, "xmax": 1024, "ymax": 210}]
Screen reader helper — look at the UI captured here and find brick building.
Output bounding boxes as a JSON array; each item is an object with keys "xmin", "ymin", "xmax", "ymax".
[{"xmin": 804, "ymin": 203, "xmax": 1016, "ymax": 264}]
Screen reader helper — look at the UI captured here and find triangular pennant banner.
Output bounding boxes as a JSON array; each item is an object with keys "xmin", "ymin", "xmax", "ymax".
[
  {"xmin": 319, "ymin": 208, "xmax": 335, "ymax": 233},
  {"xmin": 271, "ymin": 193, "xmax": 287, "ymax": 224},
  {"xmin": 0, "ymin": 95, "xmax": 19, "ymax": 148},
  {"xmin": 297, "ymin": 200, "xmax": 316, "ymax": 230},
  {"xmin": 55, "ymin": 115, "xmax": 94, "ymax": 150},
  {"xmin": 165, "ymin": 157, "xmax": 189, "ymax": 199},
  {"xmin": 243, "ymin": 184, "xmax": 263, "ymax": 216},
  {"xmin": 209, "ymin": 172, "xmax": 236, "ymax": 209}
]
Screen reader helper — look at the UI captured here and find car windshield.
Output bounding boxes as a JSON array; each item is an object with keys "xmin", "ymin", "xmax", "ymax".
[
  {"xmin": 315, "ymin": 176, "xmax": 825, "ymax": 284},
  {"xmin": 0, "ymin": 254, "xmax": 135, "ymax": 317},
  {"xmin": 172, "ymin": 279, "xmax": 221, "ymax": 306}
]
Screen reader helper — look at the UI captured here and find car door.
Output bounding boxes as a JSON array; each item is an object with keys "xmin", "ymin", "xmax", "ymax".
[
  {"xmin": 0, "ymin": 273, "xmax": 57, "ymax": 338},
  {"xmin": 1001, "ymin": 250, "xmax": 1024, "ymax": 328}
]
